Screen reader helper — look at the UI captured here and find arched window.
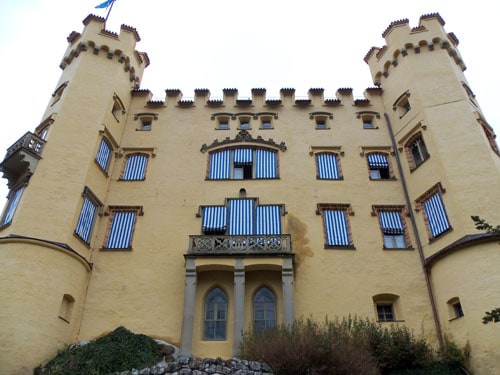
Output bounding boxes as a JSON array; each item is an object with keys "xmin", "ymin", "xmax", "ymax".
[
  {"xmin": 204, "ymin": 287, "xmax": 228, "ymax": 340},
  {"xmin": 254, "ymin": 287, "xmax": 276, "ymax": 332},
  {"xmin": 208, "ymin": 147, "xmax": 278, "ymax": 180}
]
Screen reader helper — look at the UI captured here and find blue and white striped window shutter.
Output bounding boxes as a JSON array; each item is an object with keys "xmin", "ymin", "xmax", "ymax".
[
  {"xmin": 202, "ymin": 206, "xmax": 227, "ymax": 233},
  {"xmin": 367, "ymin": 153, "xmax": 389, "ymax": 168},
  {"xmin": 316, "ymin": 153, "xmax": 340, "ymax": 179},
  {"xmin": 424, "ymin": 193, "xmax": 451, "ymax": 237},
  {"xmin": 122, "ymin": 154, "xmax": 148, "ymax": 180},
  {"xmin": 256, "ymin": 205, "xmax": 281, "ymax": 235},
  {"xmin": 255, "ymin": 149, "xmax": 277, "ymax": 179},
  {"xmin": 378, "ymin": 211, "xmax": 404, "ymax": 235},
  {"xmin": 323, "ymin": 210, "xmax": 350, "ymax": 246},
  {"xmin": 75, "ymin": 197, "xmax": 98, "ymax": 243},
  {"xmin": 233, "ymin": 148, "xmax": 253, "ymax": 165},
  {"xmin": 228, "ymin": 199, "xmax": 254, "ymax": 235},
  {"xmin": 105, "ymin": 211, "xmax": 137, "ymax": 249},
  {"xmin": 209, "ymin": 150, "xmax": 231, "ymax": 179},
  {"xmin": 96, "ymin": 139, "xmax": 112, "ymax": 172}
]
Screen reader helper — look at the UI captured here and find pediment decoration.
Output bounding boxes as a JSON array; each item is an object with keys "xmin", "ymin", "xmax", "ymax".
[{"xmin": 200, "ymin": 130, "xmax": 287, "ymax": 153}]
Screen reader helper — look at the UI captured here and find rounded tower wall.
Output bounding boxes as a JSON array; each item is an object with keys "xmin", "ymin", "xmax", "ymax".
[{"xmin": 0, "ymin": 239, "xmax": 91, "ymax": 375}]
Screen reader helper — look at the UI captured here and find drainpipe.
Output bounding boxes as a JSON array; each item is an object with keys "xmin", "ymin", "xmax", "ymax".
[{"xmin": 383, "ymin": 113, "xmax": 444, "ymax": 350}]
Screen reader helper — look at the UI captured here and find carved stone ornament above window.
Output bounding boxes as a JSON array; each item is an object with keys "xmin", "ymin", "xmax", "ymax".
[{"xmin": 200, "ymin": 130, "xmax": 287, "ymax": 153}]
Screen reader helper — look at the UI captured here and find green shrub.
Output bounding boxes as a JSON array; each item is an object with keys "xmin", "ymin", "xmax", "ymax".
[{"xmin": 38, "ymin": 326, "xmax": 162, "ymax": 375}]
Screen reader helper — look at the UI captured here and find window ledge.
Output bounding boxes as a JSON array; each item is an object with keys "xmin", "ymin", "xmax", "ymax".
[
  {"xmin": 58, "ymin": 316, "xmax": 71, "ymax": 324},
  {"xmin": 429, "ymin": 227, "xmax": 453, "ymax": 243},
  {"xmin": 448, "ymin": 316, "xmax": 464, "ymax": 322},
  {"xmin": 324, "ymin": 245, "xmax": 356, "ymax": 250},
  {"xmin": 73, "ymin": 232, "xmax": 91, "ymax": 248},
  {"xmin": 317, "ymin": 177, "xmax": 344, "ymax": 181},
  {"xmin": 0, "ymin": 223, "xmax": 12, "ymax": 232},
  {"xmin": 377, "ymin": 319, "xmax": 405, "ymax": 323},
  {"xmin": 383, "ymin": 246, "xmax": 414, "ymax": 251},
  {"xmin": 369, "ymin": 177, "xmax": 397, "ymax": 181},
  {"xmin": 409, "ymin": 157, "xmax": 430, "ymax": 173},
  {"xmin": 118, "ymin": 178, "xmax": 146, "ymax": 182},
  {"xmin": 100, "ymin": 247, "xmax": 133, "ymax": 251}
]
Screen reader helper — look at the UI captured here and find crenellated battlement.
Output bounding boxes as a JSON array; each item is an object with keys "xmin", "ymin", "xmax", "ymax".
[
  {"xmin": 364, "ymin": 13, "xmax": 465, "ymax": 87},
  {"xmin": 60, "ymin": 14, "xmax": 149, "ymax": 86},
  {"xmin": 131, "ymin": 86, "xmax": 382, "ymax": 109}
]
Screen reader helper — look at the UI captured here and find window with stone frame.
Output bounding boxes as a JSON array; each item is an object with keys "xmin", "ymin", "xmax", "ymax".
[
  {"xmin": 74, "ymin": 187, "xmax": 103, "ymax": 244},
  {"xmin": 366, "ymin": 152, "xmax": 394, "ymax": 180},
  {"xmin": 120, "ymin": 153, "xmax": 149, "ymax": 181},
  {"xmin": 373, "ymin": 294, "xmax": 402, "ymax": 322},
  {"xmin": 204, "ymin": 287, "xmax": 228, "ymax": 340},
  {"xmin": 405, "ymin": 132, "xmax": 429, "ymax": 171},
  {"xmin": 317, "ymin": 203, "xmax": 355, "ymax": 249},
  {"xmin": 95, "ymin": 138, "xmax": 113, "ymax": 174},
  {"xmin": 208, "ymin": 147, "xmax": 278, "ymax": 180},
  {"xmin": 253, "ymin": 287, "xmax": 277, "ymax": 333},
  {"xmin": 372, "ymin": 205, "xmax": 410, "ymax": 249},
  {"xmin": 102, "ymin": 206, "xmax": 143, "ymax": 250},
  {"xmin": 315, "ymin": 152, "xmax": 343, "ymax": 180},
  {"xmin": 415, "ymin": 183, "xmax": 452, "ymax": 241},
  {"xmin": 0, "ymin": 184, "xmax": 25, "ymax": 228}
]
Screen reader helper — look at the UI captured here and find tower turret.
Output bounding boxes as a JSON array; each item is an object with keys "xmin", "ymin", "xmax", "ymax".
[{"xmin": 0, "ymin": 15, "xmax": 149, "ymax": 373}]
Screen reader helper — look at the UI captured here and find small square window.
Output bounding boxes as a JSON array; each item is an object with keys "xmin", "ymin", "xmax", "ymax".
[
  {"xmin": 240, "ymin": 121, "xmax": 250, "ymax": 130},
  {"xmin": 217, "ymin": 120, "xmax": 229, "ymax": 130},
  {"xmin": 261, "ymin": 119, "xmax": 273, "ymax": 129},
  {"xmin": 377, "ymin": 305, "xmax": 394, "ymax": 322},
  {"xmin": 316, "ymin": 119, "xmax": 327, "ymax": 129},
  {"xmin": 363, "ymin": 118, "xmax": 375, "ymax": 129},
  {"xmin": 141, "ymin": 120, "xmax": 152, "ymax": 131}
]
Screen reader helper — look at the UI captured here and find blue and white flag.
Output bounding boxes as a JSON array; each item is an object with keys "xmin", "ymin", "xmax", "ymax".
[{"xmin": 95, "ymin": 0, "xmax": 114, "ymax": 9}]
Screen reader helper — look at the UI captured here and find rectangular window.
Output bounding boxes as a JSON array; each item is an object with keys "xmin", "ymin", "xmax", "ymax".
[
  {"xmin": 1, "ymin": 186, "xmax": 24, "ymax": 227},
  {"xmin": 377, "ymin": 304, "xmax": 394, "ymax": 322},
  {"xmin": 96, "ymin": 138, "xmax": 112, "ymax": 172},
  {"xmin": 322, "ymin": 207, "xmax": 352, "ymax": 248},
  {"xmin": 103, "ymin": 207, "xmax": 142, "ymax": 249},
  {"xmin": 378, "ymin": 210, "xmax": 407, "ymax": 249},
  {"xmin": 423, "ymin": 192, "xmax": 451, "ymax": 238},
  {"xmin": 228, "ymin": 199, "xmax": 254, "ymax": 235},
  {"xmin": 208, "ymin": 148, "xmax": 277, "ymax": 180},
  {"xmin": 202, "ymin": 206, "xmax": 227, "ymax": 235},
  {"xmin": 367, "ymin": 153, "xmax": 391, "ymax": 180},
  {"xmin": 121, "ymin": 154, "xmax": 149, "ymax": 180},
  {"xmin": 406, "ymin": 134, "xmax": 429, "ymax": 170},
  {"xmin": 74, "ymin": 187, "xmax": 102, "ymax": 244},
  {"xmin": 316, "ymin": 153, "xmax": 341, "ymax": 180},
  {"xmin": 201, "ymin": 200, "xmax": 282, "ymax": 236}
]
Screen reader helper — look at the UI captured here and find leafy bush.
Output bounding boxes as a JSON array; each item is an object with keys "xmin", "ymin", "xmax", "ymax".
[
  {"xmin": 240, "ymin": 316, "xmax": 455, "ymax": 375},
  {"xmin": 37, "ymin": 326, "xmax": 162, "ymax": 375}
]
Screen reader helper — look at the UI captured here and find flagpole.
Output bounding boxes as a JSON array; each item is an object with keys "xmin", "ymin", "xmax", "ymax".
[{"xmin": 105, "ymin": 0, "xmax": 116, "ymax": 22}]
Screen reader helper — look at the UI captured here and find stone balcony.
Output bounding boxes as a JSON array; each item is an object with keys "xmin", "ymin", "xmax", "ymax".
[
  {"xmin": 188, "ymin": 234, "xmax": 292, "ymax": 255},
  {"xmin": 0, "ymin": 132, "xmax": 46, "ymax": 187}
]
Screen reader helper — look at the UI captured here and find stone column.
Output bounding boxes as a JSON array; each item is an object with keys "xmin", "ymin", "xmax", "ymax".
[
  {"xmin": 233, "ymin": 258, "xmax": 245, "ymax": 355},
  {"xmin": 180, "ymin": 258, "xmax": 197, "ymax": 356},
  {"xmin": 282, "ymin": 257, "xmax": 295, "ymax": 326}
]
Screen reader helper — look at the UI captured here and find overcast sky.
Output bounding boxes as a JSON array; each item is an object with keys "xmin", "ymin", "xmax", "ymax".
[{"xmin": 0, "ymin": 0, "xmax": 499, "ymax": 208}]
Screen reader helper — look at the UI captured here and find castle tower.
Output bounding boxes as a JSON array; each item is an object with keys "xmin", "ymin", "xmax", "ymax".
[
  {"xmin": 0, "ymin": 15, "xmax": 148, "ymax": 373},
  {"xmin": 366, "ymin": 14, "xmax": 500, "ymax": 373}
]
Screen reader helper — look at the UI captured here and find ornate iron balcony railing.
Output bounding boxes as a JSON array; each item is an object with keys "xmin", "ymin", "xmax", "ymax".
[{"xmin": 188, "ymin": 234, "xmax": 292, "ymax": 255}]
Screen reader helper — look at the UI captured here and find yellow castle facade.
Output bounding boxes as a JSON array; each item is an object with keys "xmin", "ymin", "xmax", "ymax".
[{"xmin": 1, "ymin": 13, "xmax": 499, "ymax": 374}]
